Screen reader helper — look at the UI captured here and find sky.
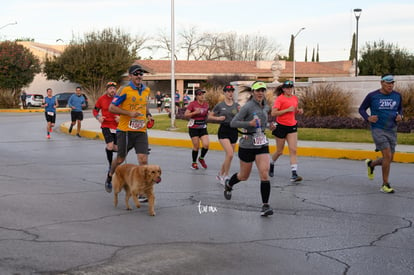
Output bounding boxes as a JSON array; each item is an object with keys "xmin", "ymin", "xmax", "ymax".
[{"xmin": 2, "ymin": 0, "xmax": 414, "ymax": 62}]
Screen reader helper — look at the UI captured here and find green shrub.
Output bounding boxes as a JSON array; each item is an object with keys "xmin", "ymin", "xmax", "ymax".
[
  {"xmin": 397, "ymin": 83, "xmax": 414, "ymax": 120},
  {"xmin": 299, "ymin": 84, "xmax": 352, "ymax": 117}
]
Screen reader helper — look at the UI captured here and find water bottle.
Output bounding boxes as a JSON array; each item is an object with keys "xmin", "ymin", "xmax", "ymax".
[{"xmin": 253, "ymin": 112, "xmax": 262, "ymax": 134}]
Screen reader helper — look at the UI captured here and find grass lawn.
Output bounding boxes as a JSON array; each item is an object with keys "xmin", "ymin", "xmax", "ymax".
[{"xmin": 153, "ymin": 114, "xmax": 414, "ymax": 145}]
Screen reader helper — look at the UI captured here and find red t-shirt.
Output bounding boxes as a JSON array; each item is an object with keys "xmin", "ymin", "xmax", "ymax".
[
  {"xmin": 93, "ymin": 94, "xmax": 118, "ymax": 129},
  {"xmin": 273, "ymin": 94, "xmax": 299, "ymax": 126},
  {"xmin": 186, "ymin": 100, "xmax": 209, "ymax": 129}
]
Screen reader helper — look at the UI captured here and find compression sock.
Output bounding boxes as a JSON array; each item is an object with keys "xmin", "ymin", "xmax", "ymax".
[
  {"xmin": 192, "ymin": 150, "xmax": 199, "ymax": 163},
  {"xmin": 106, "ymin": 149, "xmax": 113, "ymax": 167},
  {"xmin": 260, "ymin": 180, "xmax": 271, "ymax": 204},
  {"xmin": 228, "ymin": 173, "xmax": 241, "ymax": 187},
  {"xmin": 200, "ymin": 147, "xmax": 208, "ymax": 158}
]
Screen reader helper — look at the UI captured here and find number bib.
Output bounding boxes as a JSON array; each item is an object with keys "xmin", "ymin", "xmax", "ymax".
[
  {"xmin": 128, "ymin": 119, "xmax": 145, "ymax": 130},
  {"xmin": 253, "ymin": 133, "xmax": 267, "ymax": 146},
  {"xmin": 187, "ymin": 119, "xmax": 194, "ymax": 127},
  {"xmin": 47, "ymin": 112, "xmax": 55, "ymax": 116}
]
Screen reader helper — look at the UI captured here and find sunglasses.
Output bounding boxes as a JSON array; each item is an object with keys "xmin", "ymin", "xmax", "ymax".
[
  {"xmin": 284, "ymin": 80, "xmax": 294, "ymax": 85},
  {"xmin": 132, "ymin": 71, "xmax": 144, "ymax": 76},
  {"xmin": 254, "ymin": 88, "xmax": 266, "ymax": 93},
  {"xmin": 106, "ymin": 81, "xmax": 117, "ymax": 86}
]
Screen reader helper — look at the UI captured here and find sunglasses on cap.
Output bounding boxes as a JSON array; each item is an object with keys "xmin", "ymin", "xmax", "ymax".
[
  {"xmin": 132, "ymin": 71, "xmax": 144, "ymax": 76},
  {"xmin": 106, "ymin": 81, "xmax": 117, "ymax": 86}
]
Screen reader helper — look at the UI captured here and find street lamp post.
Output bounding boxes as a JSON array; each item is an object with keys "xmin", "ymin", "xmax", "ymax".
[
  {"xmin": 293, "ymin": 27, "xmax": 305, "ymax": 82},
  {"xmin": 0, "ymin": 21, "xmax": 17, "ymax": 31},
  {"xmin": 353, "ymin": 8, "xmax": 362, "ymax": 77}
]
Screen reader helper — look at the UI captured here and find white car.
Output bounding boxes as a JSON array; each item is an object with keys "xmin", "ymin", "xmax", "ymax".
[{"xmin": 26, "ymin": 94, "xmax": 44, "ymax": 107}]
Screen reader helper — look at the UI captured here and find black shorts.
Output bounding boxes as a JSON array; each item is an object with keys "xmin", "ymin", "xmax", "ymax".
[
  {"xmin": 218, "ymin": 125, "xmax": 238, "ymax": 144},
  {"xmin": 116, "ymin": 131, "xmax": 148, "ymax": 157},
  {"xmin": 102, "ymin": 128, "xmax": 117, "ymax": 144},
  {"xmin": 71, "ymin": 111, "xmax": 83, "ymax": 122},
  {"xmin": 189, "ymin": 127, "xmax": 208, "ymax": 138},
  {"xmin": 238, "ymin": 146, "xmax": 269, "ymax": 163},
  {"xmin": 44, "ymin": 112, "xmax": 56, "ymax": 123},
  {"xmin": 272, "ymin": 123, "xmax": 298, "ymax": 139}
]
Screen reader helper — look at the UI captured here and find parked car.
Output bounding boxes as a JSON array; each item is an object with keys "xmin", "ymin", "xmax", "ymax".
[
  {"xmin": 55, "ymin": 92, "xmax": 89, "ymax": 110},
  {"xmin": 26, "ymin": 94, "xmax": 44, "ymax": 107}
]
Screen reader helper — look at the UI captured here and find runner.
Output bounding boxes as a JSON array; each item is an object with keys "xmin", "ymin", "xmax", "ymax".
[
  {"xmin": 105, "ymin": 65, "xmax": 153, "ymax": 196},
  {"xmin": 269, "ymin": 80, "xmax": 304, "ymax": 182},
  {"xmin": 93, "ymin": 82, "xmax": 119, "ymax": 173},
  {"xmin": 209, "ymin": 84, "xmax": 240, "ymax": 184},
  {"xmin": 225, "ymin": 81, "xmax": 273, "ymax": 217},
  {"xmin": 184, "ymin": 89, "xmax": 210, "ymax": 170},
  {"xmin": 42, "ymin": 88, "xmax": 58, "ymax": 139}
]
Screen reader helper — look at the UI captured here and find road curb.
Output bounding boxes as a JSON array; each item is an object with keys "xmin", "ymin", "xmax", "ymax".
[{"xmin": 59, "ymin": 123, "xmax": 414, "ymax": 163}]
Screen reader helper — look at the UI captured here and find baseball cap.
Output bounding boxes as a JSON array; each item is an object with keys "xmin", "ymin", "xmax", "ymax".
[
  {"xmin": 381, "ymin": 74, "xmax": 395, "ymax": 83},
  {"xmin": 223, "ymin": 85, "xmax": 235, "ymax": 92},
  {"xmin": 195, "ymin": 89, "xmax": 206, "ymax": 96},
  {"xmin": 282, "ymin": 80, "xmax": 294, "ymax": 88},
  {"xmin": 128, "ymin": 65, "xmax": 144, "ymax": 74},
  {"xmin": 251, "ymin": 81, "xmax": 267, "ymax": 90}
]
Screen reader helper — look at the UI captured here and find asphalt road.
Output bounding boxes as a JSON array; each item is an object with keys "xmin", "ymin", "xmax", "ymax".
[{"xmin": 0, "ymin": 112, "xmax": 413, "ymax": 275}]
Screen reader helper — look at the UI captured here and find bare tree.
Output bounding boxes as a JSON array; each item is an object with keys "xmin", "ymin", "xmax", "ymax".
[{"xmin": 179, "ymin": 25, "xmax": 205, "ymax": 60}]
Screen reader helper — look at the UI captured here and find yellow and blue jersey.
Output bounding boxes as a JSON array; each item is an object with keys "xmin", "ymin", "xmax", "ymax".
[{"xmin": 111, "ymin": 81, "xmax": 150, "ymax": 132}]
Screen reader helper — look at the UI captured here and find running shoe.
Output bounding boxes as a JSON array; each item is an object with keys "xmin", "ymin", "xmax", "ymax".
[
  {"xmin": 290, "ymin": 171, "xmax": 303, "ymax": 183},
  {"xmin": 216, "ymin": 173, "xmax": 224, "ymax": 185},
  {"xmin": 269, "ymin": 163, "xmax": 275, "ymax": 177},
  {"xmin": 198, "ymin": 157, "xmax": 207, "ymax": 169},
  {"xmin": 260, "ymin": 204, "xmax": 274, "ymax": 217},
  {"xmin": 68, "ymin": 124, "xmax": 73, "ymax": 133},
  {"xmin": 105, "ymin": 174, "xmax": 112, "ymax": 193},
  {"xmin": 76, "ymin": 133, "xmax": 81, "ymax": 138},
  {"xmin": 139, "ymin": 196, "xmax": 148, "ymax": 203},
  {"xmin": 365, "ymin": 159, "xmax": 374, "ymax": 180},
  {"xmin": 46, "ymin": 134, "xmax": 51, "ymax": 139},
  {"xmin": 223, "ymin": 179, "xmax": 232, "ymax": 200},
  {"xmin": 380, "ymin": 183, "xmax": 395, "ymax": 194},
  {"xmin": 191, "ymin": 162, "xmax": 199, "ymax": 170}
]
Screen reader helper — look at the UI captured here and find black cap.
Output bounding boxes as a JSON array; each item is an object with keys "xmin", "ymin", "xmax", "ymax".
[
  {"xmin": 128, "ymin": 65, "xmax": 144, "ymax": 74},
  {"xmin": 195, "ymin": 89, "xmax": 206, "ymax": 96},
  {"xmin": 223, "ymin": 85, "xmax": 235, "ymax": 92}
]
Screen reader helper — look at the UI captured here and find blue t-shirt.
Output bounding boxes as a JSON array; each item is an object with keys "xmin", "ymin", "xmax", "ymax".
[
  {"xmin": 44, "ymin": 96, "xmax": 56, "ymax": 113},
  {"xmin": 359, "ymin": 89, "xmax": 402, "ymax": 132},
  {"xmin": 68, "ymin": 94, "xmax": 85, "ymax": 112}
]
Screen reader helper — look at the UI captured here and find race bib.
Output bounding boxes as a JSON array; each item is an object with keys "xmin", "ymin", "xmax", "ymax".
[
  {"xmin": 47, "ymin": 112, "xmax": 54, "ymax": 116},
  {"xmin": 110, "ymin": 128, "xmax": 116, "ymax": 134},
  {"xmin": 128, "ymin": 119, "xmax": 145, "ymax": 130},
  {"xmin": 187, "ymin": 119, "xmax": 194, "ymax": 127},
  {"xmin": 253, "ymin": 133, "xmax": 268, "ymax": 146}
]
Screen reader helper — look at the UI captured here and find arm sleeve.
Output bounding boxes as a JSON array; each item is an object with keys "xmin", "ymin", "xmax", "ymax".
[
  {"xmin": 230, "ymin": 105, "xmax": 250, "ymax": 128},
  {"xmin": 358, "ymin": 94, "xmax": 371, "ymax": 121}
]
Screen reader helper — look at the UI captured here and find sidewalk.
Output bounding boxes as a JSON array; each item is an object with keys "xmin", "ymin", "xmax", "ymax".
[{"xmin": 60, "ymin": 115, "xmax": 414, "ymax": 163}]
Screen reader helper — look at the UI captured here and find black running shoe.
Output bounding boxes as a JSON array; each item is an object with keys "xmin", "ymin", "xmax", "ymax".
[
  {"xmin": 269, "ymin": 163, "xmax": 274, "ymax": 177},
  {"xmin": 290, "ymin": 171, "xmax": 303, "ymax": 183},
  {"xmin": 223, "ymin": 179, "xmax": 232, "ymax": 200},
  {"xmin": 261, "ymin": 204, "xmax": 274, "ymax": 217},
  {"xmin": 68, "ymin": 124, "xmax": 73, "ymax": 134},
  {"xmin": 105, "ymin": 174, "xmax": 112, "ymax": 193}
]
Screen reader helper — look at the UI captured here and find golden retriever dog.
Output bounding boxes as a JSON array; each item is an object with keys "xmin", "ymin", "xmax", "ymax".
[{"xmin": 112, "ymin": 164, "xmax": 162, "ymax": 216}]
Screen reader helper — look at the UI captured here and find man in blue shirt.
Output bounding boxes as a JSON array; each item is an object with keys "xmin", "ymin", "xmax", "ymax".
[
  {"xmin": 359, "ymin": 74, "xmax": 403, "ymax": 193},
  {"xmin": 42, "ymin": 88, "xmax": 58, "ymax": 139},
  {"xmin": 68, "ymin": 86, "xmax": 86, "ymax": 137}
]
